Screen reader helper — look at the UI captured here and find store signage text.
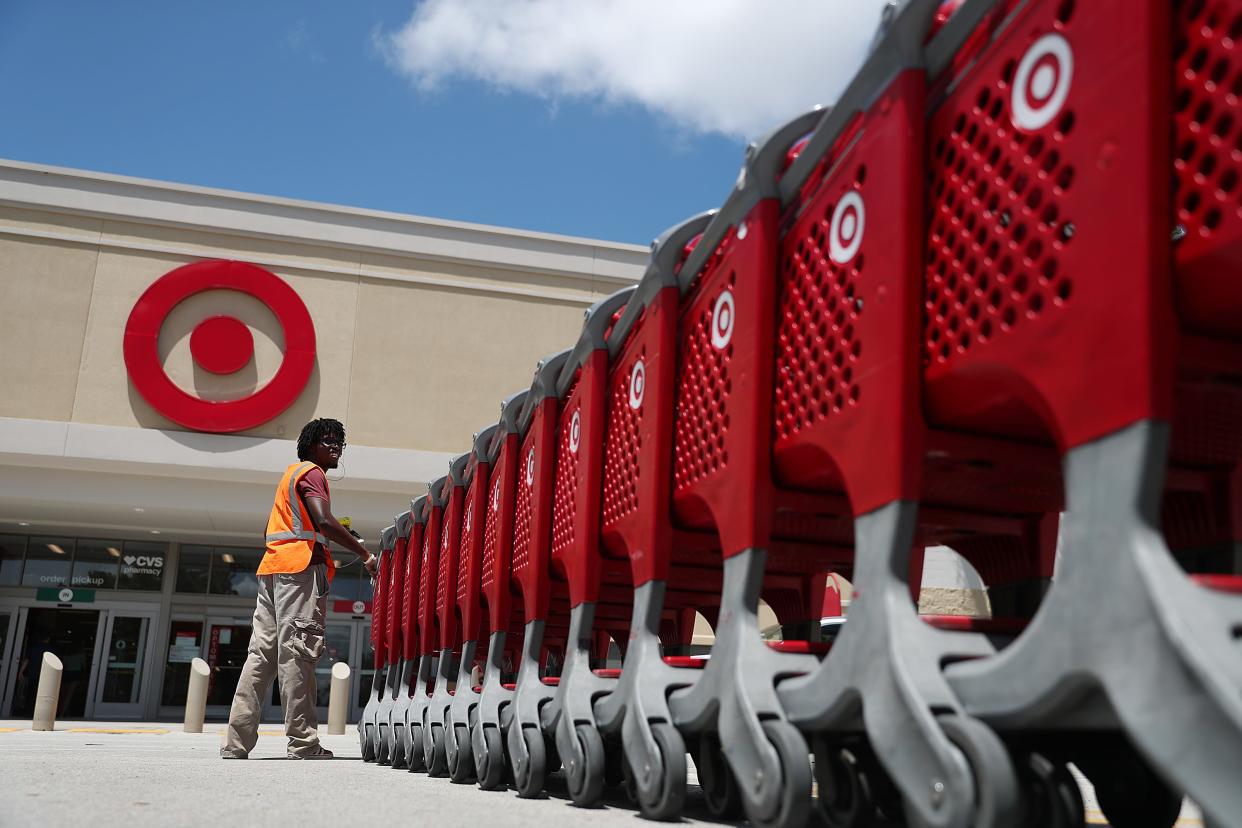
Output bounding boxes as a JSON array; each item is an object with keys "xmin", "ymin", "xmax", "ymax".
[
  {"xmin": 121, "ymin": 555, "xmax": 165, "ymax": 578},
  {"xmin": 123, "ymin": 260, "xmax": 317, "ymax": 433},
  {"xmin": 37, "ymin": 587, "xmax": 96, "ymax": 603}
]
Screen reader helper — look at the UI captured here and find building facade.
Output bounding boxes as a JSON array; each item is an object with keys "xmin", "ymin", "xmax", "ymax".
[{"xmin": 0, "ymin": 158, "xmax": 647, "ymax": 721}]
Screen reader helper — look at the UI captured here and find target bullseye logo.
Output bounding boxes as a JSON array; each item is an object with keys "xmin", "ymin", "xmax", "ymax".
[
  {"xmin": 525, "ymin": 448, "xmax": 535, "ymax": 486},
  {"xmin": 629, "ymin": 359, "xmax": 646, "ymax": 410},
  {"xmin": 123, "ymin": 260, "xmax": 316, "ymax": 433},
  {"xmin": 829, "ymin": 191, "xmax": 866, "ymax": 265},
  {"xmin": 711, "ymin": 290, "xmax": 735, "ymax": 350},
  {"xmin": 569, "ymin": 410, "xmax": 581, "ymax": 454},
  {"xmin": 491, "ymin": 480, "xmax": 501, "ymax": 512},
  {"xmin": 1011, "ymin": 33, "xmax": 1073, "ymax": 132}
]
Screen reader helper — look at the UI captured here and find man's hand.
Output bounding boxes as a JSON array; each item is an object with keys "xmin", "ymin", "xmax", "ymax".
[{"xmin": 364, "ymin": 553, "xmax": 378, "ymax": 578}]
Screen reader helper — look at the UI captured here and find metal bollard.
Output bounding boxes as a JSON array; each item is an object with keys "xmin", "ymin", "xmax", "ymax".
[
  {"xmin": 31, "ymin": 652, "xmax": 63, "ymax": 732},
  {"xmin": 327, "ymin": 661, "xmax": 351, "ymax": 735},
  {"xmin": 183, "ymin": 657, "xmax": 211, "ymax": 733}
]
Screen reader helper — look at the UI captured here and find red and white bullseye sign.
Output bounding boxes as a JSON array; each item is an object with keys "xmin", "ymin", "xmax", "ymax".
[
  {"xmin": 1011, "ymin": 33, "xmax": 1073, "ymax": 132},
  {"xmin": 569, "ymin": 410, "xmax": 581, "ymax": 454},
  {"xmin": 829, "ymin": 191, "xmax": 865, "ymax": 265},
  {"xmin": 711, "ymin": 290, "xmax": 735, "ymax": 350},
  {"xmin": 629, "ymin": 359, "xmax": 646, "ymax": 410},
  {"xmin": 123, "ymin": 260, "xmax": 316, "ymax": 433}
]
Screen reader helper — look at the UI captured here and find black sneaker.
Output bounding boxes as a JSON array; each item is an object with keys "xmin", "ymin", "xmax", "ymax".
[
  {"xmin": 220, "ymin": 750, "xmax": 248, "ymax": 759},
  {"xmin": 288, "ymin": 745, "xmax": 334, "ymax": 760}
]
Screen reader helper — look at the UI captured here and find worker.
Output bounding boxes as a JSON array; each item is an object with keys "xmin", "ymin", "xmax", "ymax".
[{"xmin": 221, "ymin": 418, "xmax": 378, "ymax": 759}]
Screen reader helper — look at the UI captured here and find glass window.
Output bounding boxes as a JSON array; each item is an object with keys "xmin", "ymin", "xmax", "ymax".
[
  {"xmin": 175, "ymin": 546, "xmax": 212, "ymax": 594},
  {"xmin": 118, "ymin": 541, "xmax": 168, "ymax": 591},
  {"xmin": 160, "ymin": 620, "xmax": 204, "ymax": 706},
  {"xmin": 0, "ymin": 534, "xmax": 24, "ymax": 586},
  {"xmin": 205, "ymin": 621, "xmax": 255, "ymax": 706},
  {"xmin": 314, "ymin": 623, "xmax": 354, "ymax": 707},
  {"xmin": 71, "ymin": 539, "xmax": 120, "ymax": 589},
  {"xmin": 209, "ymin": 548, "xmax": 263, "ymax": 597},
  {"xmin": 328, "ymin": 565, "xmax": 366, "ymax": 603},
  {"xmin": 22, "ymin": 537, "xmax": 73, "ymax": 588}
]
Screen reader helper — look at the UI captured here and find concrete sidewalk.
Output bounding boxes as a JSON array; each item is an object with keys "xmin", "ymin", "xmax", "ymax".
[
  {"xmin": 0, "ymin": 720, "xmax": 726, "ymax": 828},
  {"xmin": 0, "ymin": 721, "xmax": 1205, "ymax": 827}
]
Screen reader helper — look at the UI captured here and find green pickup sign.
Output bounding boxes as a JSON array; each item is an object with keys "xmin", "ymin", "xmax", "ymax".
[{"xmin": 36, "ymin": 587, "xmax": 95, "ymax": 603}]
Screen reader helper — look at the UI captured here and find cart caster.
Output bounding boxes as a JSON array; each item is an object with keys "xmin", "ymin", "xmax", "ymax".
[
  {"xmin": 448, "ymin": 724, "xmax": 475, "ymax": 783},
  {"xmin": 604, "ymin": 739, "xmax": 627, "ymax": 790},
  {"xmin": 815, "ymin": 742, "xmax": 875, "ymax": 828},
  {"xmin": 627, "ymin": 721, "xmax": 687, "ymax": 821},
  {"xmin": 474, "ymin": 724, "xmax": 506, "ymax": 791},
  {"xmin": 510, "ymin": 723, "xmax": 547, "ymax": 799},
  {"xmin": 562, "ymin": 722, "xmax": 606, "ymax": 807},
  {"xmin": 740, "ymin": 719, "xmax": 811, "ymax": 828},
  {"xmin": 697, "ymin": 733, "xmax": 743, "ymax": 820},
  {"xmin": 425, "ymin": 723, "xmax": 448, "ymax": 776},
  {"xmin": 905, "ymin": 714, "xmax": 1020, "ymax": 828},
  {"xmin": 360, "ymin": 724, "xmax": 374, "ymax": 762},
  {"xmin": 622, "ymin": 755, "xmax": 639, "ymax": 804},
  {"xmin": 1016, "ymin": 752, "xmax": 1084, "ymax": 828},
  {"xmin": 406, "ymin": 723, "xmax": 426, "ymax": 773}
]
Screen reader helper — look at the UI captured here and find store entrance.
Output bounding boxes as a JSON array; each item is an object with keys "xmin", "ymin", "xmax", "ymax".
[{"xmin": 11, "ymin": 608, "xmax": 100, "ymax": 718}]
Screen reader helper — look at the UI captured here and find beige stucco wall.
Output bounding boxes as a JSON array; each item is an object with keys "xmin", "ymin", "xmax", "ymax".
[
  {"xmin": 0, "ymin": 233, "xmax": 100, "ymax": 421},
  {"xmin": 0, "ymin": 172, "xmax": 639, "ymax": 456}
]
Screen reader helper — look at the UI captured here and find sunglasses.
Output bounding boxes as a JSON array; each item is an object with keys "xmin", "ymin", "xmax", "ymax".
[{"xmin": 320, "ymin": 439, "xmax": 346, "ymax": 450}]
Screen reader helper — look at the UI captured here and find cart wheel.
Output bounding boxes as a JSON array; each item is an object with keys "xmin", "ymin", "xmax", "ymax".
[
  {"xmin": 449, "ymin": 723, "xmax": 475, "ymax": 783},
  {"xmin": 919, "ymin": 714, "xmax": 1020, "ymax": 828},
  {"xmin": 1080, "ymin": 747, "xmax": 1180, "ymax": 828},
  {"xmin": 630, "ymin": 722, "xmax": 686, "ymax": 820},
  {"xmin": 475, "ymin": 725, "xmax": 506, "ymax": 790},
  {"xmin": 406, "ymin": 723, "xmax": 426, "ymax": 773},
  {"xmin": 390, "ymin": 738, "xmax": 408, "ymax": 770},
  {"xmin": 815, "ymin": 743, "xmax": 875, "ymax": 828},
  {"xmin": 425, "ymin": 723, "xmax": 448, "ymax": 776},
  {"xmin": 741, "ymin": 720, "xmax": 811, "ymax": 828},
  {"xmin": 545, "ymin": 729, "xmax": 562, "ymax": 773},
  {"xmin": 510, "ymin": 724, "xmax": 547, "ymax": 799},
  {"xmin": 621, "ymin": 748, "xmax": 639, "ymax": 803},
  {"xmin": 1017, "ymin": 752, "xmax": 1084, "ymax": 828},
  {"xmin": 697, "ymin": 734, "xmax": 743, "ymax": 820},
  {"xmin": 376, "ymin": 725, "xmax": 391, "ymax": 765},
  {"xmin": 360, "ymin": 724, "xmax": 374, "ymax": 762},
  {"xmin": 565, "ymin": 723, "xmax": 606, "ymax": 806},
  {"xmin": 604, "ymin": 739, "xmax": 627, "ymax": 790}
]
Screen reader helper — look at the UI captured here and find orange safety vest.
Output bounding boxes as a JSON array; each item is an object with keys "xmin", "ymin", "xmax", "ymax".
[{"xmin": 258, "ymin": 461, "xmax": 336, "ymax": 582}]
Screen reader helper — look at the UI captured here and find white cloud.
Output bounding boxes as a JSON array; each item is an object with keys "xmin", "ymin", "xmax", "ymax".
[{"xmin": 377, "ymin": 0, "xmax": 894, "ymax": 140}]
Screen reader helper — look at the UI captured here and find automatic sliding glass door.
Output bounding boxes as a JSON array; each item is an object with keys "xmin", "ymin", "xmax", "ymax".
[{"xmin": 93, "ymin": 611, "xmax": 157, "ymax": 719}]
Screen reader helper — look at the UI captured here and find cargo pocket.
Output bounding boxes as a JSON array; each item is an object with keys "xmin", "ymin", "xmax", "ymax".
[{"xmin": 286, "ymin": 617, "xmax": 325, "ymax": 661}]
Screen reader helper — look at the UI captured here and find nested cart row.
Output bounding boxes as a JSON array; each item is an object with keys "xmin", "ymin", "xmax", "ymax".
[{"xmin": 357, "ymin": 1, "xmax": 1242, "ymax": 826}]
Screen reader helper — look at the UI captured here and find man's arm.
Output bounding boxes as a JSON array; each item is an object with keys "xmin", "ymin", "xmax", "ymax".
[{"xmin": 305, "ymin": 497, "xmax": 378, "ymax": 576}]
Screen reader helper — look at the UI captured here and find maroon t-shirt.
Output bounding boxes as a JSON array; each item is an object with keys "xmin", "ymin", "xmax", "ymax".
[{"xmin": 296, "ymin": 465, "xmax": 331, "ymax": 568}]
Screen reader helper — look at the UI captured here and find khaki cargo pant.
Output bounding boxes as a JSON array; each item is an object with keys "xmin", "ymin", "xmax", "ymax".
[{"xmin": 221, "ymin": 564, "xmax": 328, "ymax": 757}]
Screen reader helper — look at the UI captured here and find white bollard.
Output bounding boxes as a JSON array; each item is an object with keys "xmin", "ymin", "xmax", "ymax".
[
  {"xmin": 183, "ymin": 657, "xmax": 211, "ymax": 733},
  {"xmin": 31, "ymin": 652, "xmax": 63, "ymax": 732},
  {"xmin": 327, "ymin": 661, "xmax": 351, "ymax": 735}
]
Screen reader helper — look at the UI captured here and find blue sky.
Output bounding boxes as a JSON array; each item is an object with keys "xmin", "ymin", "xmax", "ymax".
[{"xmin": 0, "ymin": 1, "xmax": 887, "ymax": 244}]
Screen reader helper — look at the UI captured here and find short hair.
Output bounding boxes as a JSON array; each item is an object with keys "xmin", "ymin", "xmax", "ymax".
[{"xmin": 297, "ymin": 418, "xmax": 345, "ymax": 461}]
